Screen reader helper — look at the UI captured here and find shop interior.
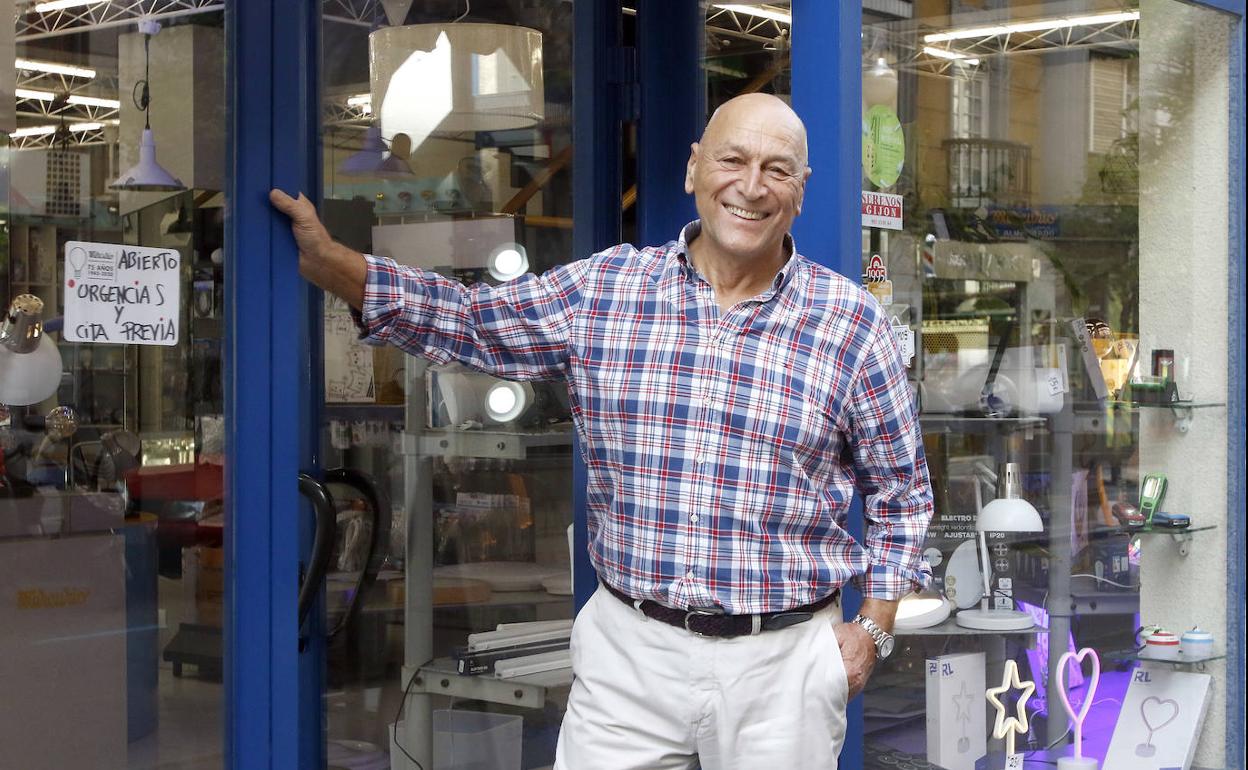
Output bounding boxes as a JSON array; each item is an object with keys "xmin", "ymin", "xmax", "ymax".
[{"xmin": 0, "ymin": 1, "xmax": 1235, "ymax": 769}]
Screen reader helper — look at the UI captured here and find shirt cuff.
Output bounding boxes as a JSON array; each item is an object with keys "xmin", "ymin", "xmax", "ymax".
[
  {"xmin": 851, "ymin": 561, "xmax": 932, "ymax": 601},
  {"xmin": 352, "ymin": 254, "xmax": 407, "ymax": 344}
]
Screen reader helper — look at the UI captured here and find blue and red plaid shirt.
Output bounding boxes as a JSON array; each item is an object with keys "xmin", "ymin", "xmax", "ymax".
[{"xmin": 358, "ymin": 222, "xmax": 933, "ymax": 614}]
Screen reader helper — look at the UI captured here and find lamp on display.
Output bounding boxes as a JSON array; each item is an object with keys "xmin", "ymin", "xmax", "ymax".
[
  {"xmin": 0, "ymin": 295, "xmax": 63, "ymax": 406},
  {"xmin": 955, "ymin": 462, "xmax": 1042, "ymax": 631},
  {"xmin": 111, "ymin": 20, "xmax": 185, "ymax": 192},
  {"xmin": 484, "ymin": 380, "xmax": 534, "ymax": 424},
  {"xmin": 487, "ymin": 243, "xmax": 528, "ymax": 282},
  {"xmin": 894, "ymin": 590, "xmax": 953, "ymax": 631},
  {"xmin": 862, "ymin": 57, "xmax": 898, "ymax": 112},
  {"xmin": 369, "ymin": 19, "xmax": 543, "ymax": 153}
]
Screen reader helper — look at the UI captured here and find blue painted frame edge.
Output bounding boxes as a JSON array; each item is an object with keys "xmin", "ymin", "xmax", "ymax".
[
  {"xmin": 225, "ymin": 1, "xmax": 276, "ymax": 766},
  {"xmin": 1221, "ymin": 8, "xmax": 1245, "ymax": 770},
  {"xmin": 789, "ymin": 3, "xmax": 865, "ymax": 768},
  {"xmin": 226, "ymin": 0, "xmax": 322, "ymax": 767},
  {"xmin": 572, "ymin": 0, "xmax": 623, "ymax": 611},
  {"xmin": 636, "ymin": 0, "xmax": 702, "ymax": 246}
]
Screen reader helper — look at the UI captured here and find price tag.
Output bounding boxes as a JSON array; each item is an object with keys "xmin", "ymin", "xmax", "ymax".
[
  {"xmin": 1005, "ymin": 753, "xmax": 1025, "ymax": 770},
  {"xmin": 1044, "ymin": 368, "xmax": 1065, "ymax": 396}
]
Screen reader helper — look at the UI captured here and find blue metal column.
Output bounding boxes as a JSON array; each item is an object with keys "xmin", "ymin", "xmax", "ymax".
[
  {"xmin": 636, "ymin": 0, "xmax": 702, "ymax": 245},
  {"xmin": 789, "ymin": 2, "xmax": 864, "ymax": 768},
  {"xmin": 572, "ymin": 0, "xmax": 624, "ymax": 610},
  {"xmin": 225, "ymin": 0, "xmax": 323, "ymax": 767}
]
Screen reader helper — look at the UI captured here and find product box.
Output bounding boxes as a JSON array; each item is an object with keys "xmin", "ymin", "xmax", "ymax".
[
  {"xmin": 926, "ymin": 651, "xmax": 987, "ymax": 770},
  {"xmin": 0, "ymin": 534, "xmax": 128, "ymax": 769},
  {"xmin": 1104, "ymin": 667, "xmax": 1211, "ymax": 770}
]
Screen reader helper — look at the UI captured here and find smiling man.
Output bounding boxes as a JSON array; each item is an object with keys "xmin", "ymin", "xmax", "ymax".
[{"xmin": 271, "ymin": 92, "xmax": 932, "ymax": 770}]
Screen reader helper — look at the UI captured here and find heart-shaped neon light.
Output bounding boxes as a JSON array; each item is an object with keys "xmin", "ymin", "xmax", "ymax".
[
  {"xmin": 1055, "ymin": 647, "xmax": 1101, "ymax": 758},
  {"xmin": 1140, "ymin": 696, "xmax": 1179, "ymax": 733}
]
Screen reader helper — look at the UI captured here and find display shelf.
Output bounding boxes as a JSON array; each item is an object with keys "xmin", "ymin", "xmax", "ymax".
[
  {"xmin": 1090, "ymin": 523, "xmax": 1217, "ymax": 557},
  {"xmin": 323, "ymin": 402, "xmax": 406, "ymax": 422},
  {"xmin": 1107, "ymin": 648, "xmax": 1225, "ymax": 668},
  {"xmin": 894, "ymin": 617, "xmax": 1040, "ymax": 636},
  {"xmin": 412, "ymin": 426, "xmax": 575, "ymax": 460},
  {"xmin": 919, "ymin": 413, "xmax": 1046, "ymax": 434},
  {"xmin": 405, "ymin": 656, "xmax": 572, "ymax": 710}
]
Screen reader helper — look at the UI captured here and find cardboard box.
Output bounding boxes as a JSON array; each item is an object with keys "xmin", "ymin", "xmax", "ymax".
[
  {"xmin": 0, "ymin": 534, "xmax": 128, "ymax": 769},
  {"xmin": 926, "ymin": 652, "xmax": 987, "ymax": 770}
]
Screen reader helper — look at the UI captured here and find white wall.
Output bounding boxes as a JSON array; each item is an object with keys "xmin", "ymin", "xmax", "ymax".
[{"xmin": 1138, "ymin": 2, "xmax": 1234, "ymax": 768}]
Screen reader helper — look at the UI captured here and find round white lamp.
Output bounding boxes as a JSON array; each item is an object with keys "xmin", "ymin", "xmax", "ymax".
[
  {"xmin": 487, "ymin": 243, "xmax": 529, "ymax": 282},
  {"xmin": 484, "ymin": 380, "xmax": 533, "ymax": 424},
  {"xmin": 956, "ymin": 462, "xmax": 1042, "ymax": 631},
  {"xmin": 0, "ymin": 295, "xmax": 63, "ymax": 406}
]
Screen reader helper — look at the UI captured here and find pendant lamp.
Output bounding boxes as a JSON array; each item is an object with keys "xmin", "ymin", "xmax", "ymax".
[
  {"xmin": 369, "ymin": 21, "xmax": 544, "ymax": 152},
  {"xmin": 0, "ymin": 295, "xmax": 63, "ymax": 406},
  {"xmin": 111, "ymin": 20, "xmax": 184, "ymax": 192}
]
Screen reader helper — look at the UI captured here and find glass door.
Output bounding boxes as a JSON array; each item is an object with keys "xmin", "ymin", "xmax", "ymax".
[
  {"xmin": 2, "ymin": 4, "xmax": 229, "ymax": 769},
  {"xmin": 316, "ymin": 3, "xmax": 582, "ymax": 768}
]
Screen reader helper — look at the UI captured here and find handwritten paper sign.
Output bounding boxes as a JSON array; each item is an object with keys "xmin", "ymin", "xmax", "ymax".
[{"xmin": 63, "ymin": 241, "xmax": 181, "ymax": 346}]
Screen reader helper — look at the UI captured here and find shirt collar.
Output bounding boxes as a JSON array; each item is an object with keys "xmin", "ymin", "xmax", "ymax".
[{"xmin": 673, "ymin": 220, "xmax": 800, "ymax": 295}]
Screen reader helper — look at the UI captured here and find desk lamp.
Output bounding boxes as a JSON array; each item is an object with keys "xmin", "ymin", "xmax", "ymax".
[
  {"xmin": 0, "ymin": 295, "xmax": 63, "ymax": 406},
  {"xmin": 956, "ymin": 462, "xmax": 1042, "ymax": 630}
]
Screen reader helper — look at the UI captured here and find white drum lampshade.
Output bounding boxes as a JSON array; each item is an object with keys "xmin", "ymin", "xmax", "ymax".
[{"xmin": 369, "ymin": 23, "xmax": 544, "ymax": 151}]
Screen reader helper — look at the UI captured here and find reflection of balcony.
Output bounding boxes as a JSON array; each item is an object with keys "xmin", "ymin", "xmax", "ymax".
[{"xmin": 943, "ymin": 138, "xmax": 1031, "ymax": 207}]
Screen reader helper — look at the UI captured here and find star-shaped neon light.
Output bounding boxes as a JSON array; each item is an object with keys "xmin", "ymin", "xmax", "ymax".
[
  {"xmin": 985, "ymin": 659, "xmax": 1035, "ymax": 757},
  {"xmin": 953, "ymin": 681, "xmax": 975, "ymax": 723}
]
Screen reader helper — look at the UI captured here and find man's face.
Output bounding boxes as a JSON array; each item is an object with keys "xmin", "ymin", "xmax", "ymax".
[{"xmin": 684, "ymin": 101, "xmax": 811, "ymax": 266}]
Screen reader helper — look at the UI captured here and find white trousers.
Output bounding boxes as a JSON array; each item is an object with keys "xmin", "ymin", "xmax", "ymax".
[{"xmin": 554, "ymin": 585, "xmax": 849, "ymax": 770}]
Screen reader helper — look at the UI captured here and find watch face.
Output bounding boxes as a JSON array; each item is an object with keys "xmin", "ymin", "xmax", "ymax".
[{"xmin": 879, "ymin": 636, "xmax": 895, "ymax": 660}]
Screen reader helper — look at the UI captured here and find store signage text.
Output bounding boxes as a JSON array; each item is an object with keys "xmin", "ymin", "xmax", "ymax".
[
  {"xmin": 862, "ymin": 191, "xmax": 903, "ymax": 230},
  {"xmin": 63, "ymin": 240, "xmax": 181, "ymax": 346}
]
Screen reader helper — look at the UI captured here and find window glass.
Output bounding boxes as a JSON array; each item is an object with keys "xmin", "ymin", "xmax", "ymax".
[
  {"xmin": 320, "ymin": 3, "xmax": 577, "ymax": 768},
  {"xmin": 3, "ymin": 6, "xmax": 227, "ymax": 769},
  {"xmin": 861, "ymin": 2, "xmax": 1234, "ymax": 769}
]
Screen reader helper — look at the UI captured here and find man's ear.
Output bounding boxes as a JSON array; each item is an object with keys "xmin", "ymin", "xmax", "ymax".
[
  {"xmin": 794, "ymin": 166, "xmax": 812, "ymax": 215},
  {"xmin": 684, "ymin": 143, "xmax": 699, "ymax": 195}
]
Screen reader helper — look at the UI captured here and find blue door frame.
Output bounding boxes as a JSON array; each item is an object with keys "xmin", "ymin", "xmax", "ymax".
[
  {"xmin": 225, "ymin": 0, "xmax": 323, "ymax": 768},
  {"xmin": 222, "ymin": 1, "xmax": 1242, "ymax": 767}
]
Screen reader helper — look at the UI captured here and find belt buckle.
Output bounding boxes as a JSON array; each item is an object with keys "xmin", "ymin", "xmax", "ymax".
[{"xmin": 683, "ymin": 607, "xmax": 724, "ymax": 637}]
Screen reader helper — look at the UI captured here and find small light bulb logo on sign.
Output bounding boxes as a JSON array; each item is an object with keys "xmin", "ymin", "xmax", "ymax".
[{"xmin": 63, "ymin": 241, "xmax": 181, "ymax": 346}]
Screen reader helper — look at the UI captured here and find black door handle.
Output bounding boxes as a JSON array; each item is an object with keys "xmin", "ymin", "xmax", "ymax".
[
  {"xmin": 323, "ymin": 468, "xmax": 388, "ymax": 639},
  {"xmin": 297, "ymin": 472, "xmax": 337, "ymax": 629}
]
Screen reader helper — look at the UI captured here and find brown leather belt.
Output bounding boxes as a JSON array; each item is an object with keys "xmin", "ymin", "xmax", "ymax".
[{"xmin": 603, "ymin": 582, "xmax": 840, "ymax": 638}]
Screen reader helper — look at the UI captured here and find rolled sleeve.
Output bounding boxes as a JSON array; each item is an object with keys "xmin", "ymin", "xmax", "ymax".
[
  {"xmin": 845, "ymin": 318, "xmax": 934, "ymax": 600},
  {"xmin": 352, "ymin": 254, "xmax": 589, "ymax": 381}
]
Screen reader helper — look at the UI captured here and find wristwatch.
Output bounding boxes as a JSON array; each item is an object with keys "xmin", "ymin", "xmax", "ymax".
[{"xmin": 852, "ymin": 614, "xmax": 896, "ymax": 661}]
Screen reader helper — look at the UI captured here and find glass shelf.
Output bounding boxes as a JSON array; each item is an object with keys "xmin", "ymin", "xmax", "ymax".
[
  {"xmin": 1089, "ymin": 524, "xmax": 1218, "ymax": 537},
  {"xmin": 1108, "ymin": 648, "xmax": 1225, "ymax": 667},
  {"xmin": 1107, "ymin": 400, "xmax": 1226, "ymax": 410}
]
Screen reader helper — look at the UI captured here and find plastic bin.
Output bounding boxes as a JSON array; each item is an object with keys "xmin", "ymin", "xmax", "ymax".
[{"xmin": 433, "ymin": 710, "xmax": 523, "ymax": 770}]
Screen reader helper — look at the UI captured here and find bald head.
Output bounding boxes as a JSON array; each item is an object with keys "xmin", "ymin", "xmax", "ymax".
[{"xmin": 701, "ymin": 93, "xmax": 809, "ymax": 168}]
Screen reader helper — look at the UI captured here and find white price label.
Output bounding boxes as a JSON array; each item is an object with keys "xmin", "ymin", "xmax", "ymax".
[
  {"xmin": 1005, "ymin": 753, "xmax": 1025, "ymax": 770},
  {"xmin": 1045, "ymin": 369, "xmax": 1065, "ymax": 396}
]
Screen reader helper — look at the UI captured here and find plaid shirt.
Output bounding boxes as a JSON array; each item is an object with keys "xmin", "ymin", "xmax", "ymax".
[{"xmin": 358, "ymin": 222, "xmax": 933, "ymax": 614}]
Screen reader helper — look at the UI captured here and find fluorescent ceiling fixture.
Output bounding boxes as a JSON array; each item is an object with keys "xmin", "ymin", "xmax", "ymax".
[
  {"xmin": 713, "ymin": 4, "xmax": 791, "ymax": 24},
  {"xmin": 67, "ymin": 94, "xmax": 120, "ymax": 109},
  {"xmin": 32, "ymin": 0, "xmax": 107, "ymax": 11},
  {"xmin": 924, "ymin": 9, "xmax": 1139, "ymax": 43},
  {"xmin": 922, "ymin": 46, "xmax": 981, "ymax": 65},
  {"xmin": 346, "ymin": 93, "xmax": 371, "ymax": 107},
  {"xmin": 10, "ymin": 125, "xmax": 56, "ymax": 137},
  {"xmin": 16, "ymin": 58, "xmax": 96, "ymax": 78},
  {"xmin": 15, "ymin": 87, "xmax": 55, "ymax": 101},
  {"xmin": 69, "ymin": 121, "xmax": 104, "ymax": 132}
]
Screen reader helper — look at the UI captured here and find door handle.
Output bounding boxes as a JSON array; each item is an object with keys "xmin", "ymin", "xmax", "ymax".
[
  {"xmin": 297, "ymin": 472, "xmax": 337, "ymax": 629},
  {"xmin": 323, "ymin": 468, "xmax": 388, "ymax": 639}
]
